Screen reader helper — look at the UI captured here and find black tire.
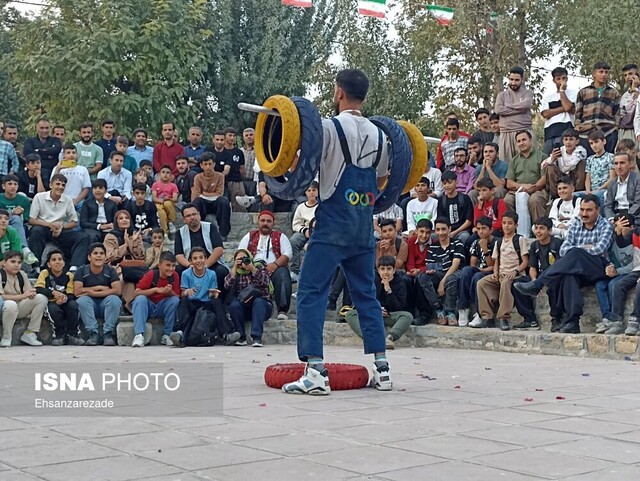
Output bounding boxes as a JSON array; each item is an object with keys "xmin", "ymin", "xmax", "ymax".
[
  {"xmin": 370, "ymin": 116, "xmax": 411, "ymax": 214},
  {"xmin": 265, "ymin": 97, "xmax": 323, "ymax": 201}
]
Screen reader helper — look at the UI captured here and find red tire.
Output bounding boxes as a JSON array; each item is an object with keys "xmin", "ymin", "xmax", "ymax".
[{"xmin": 264, "ymin": 363, "xmax": 370, "ymax": 391}]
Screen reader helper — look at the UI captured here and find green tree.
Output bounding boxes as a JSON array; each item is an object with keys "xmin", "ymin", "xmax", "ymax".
[
  {"xmin": 10, "ymin": 0, "xmax": 212, "ymax": 137},
  {"xmin": 0, "ymin": 0, "xmax": 28, "ymax": 128}
]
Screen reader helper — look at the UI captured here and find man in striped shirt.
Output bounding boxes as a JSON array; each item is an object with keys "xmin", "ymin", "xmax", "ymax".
[
  {"xmin": 514, "ymin": 194, "xmax": 613, "ymax": 333},
  {"xmin": 574, "ymin": 61, "xmax": 620, "ymax": 155}
]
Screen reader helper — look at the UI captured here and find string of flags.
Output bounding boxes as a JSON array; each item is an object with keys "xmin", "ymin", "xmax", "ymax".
[
  {"xmin": 281, "ymin": 0, "xmax": 388, "ymax": 19},
  {"xmin": 426, "ymin": 5, "xmax": 454, "ymax": 26}
]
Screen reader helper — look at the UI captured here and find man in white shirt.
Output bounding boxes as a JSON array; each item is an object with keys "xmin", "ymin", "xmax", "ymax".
[
  {"xmin": 51, "ymin": 144, "xmax": 91, "ymax": 208},
  {"xmin": 27, "ymin": 174, "xmax": 89, "ymax": 271},
  {"xmin": 541, "ymin": 67, "xmax": 577, "ymax": 155},
  {"xmin": 97, "ymin": 151, "xmax": 132, "ymax": 206}
]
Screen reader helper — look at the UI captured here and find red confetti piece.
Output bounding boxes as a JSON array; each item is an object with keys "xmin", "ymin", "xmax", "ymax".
[
  {"xmin": 454, "ymin": 385, "xmax": 461, "ymax": 389},
  {"xmin": 524, "ymin": 397, "xmax": 533, "ymax": 402},
  {"xmin": 555, "ymin": 396, "xmax": 565, "ymax": 400},
  {"xmin": 258, "ymin": 403, "xmax": 267, "ymax": 407}
]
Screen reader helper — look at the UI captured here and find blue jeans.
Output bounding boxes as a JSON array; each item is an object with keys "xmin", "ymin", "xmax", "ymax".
[
  {"xmin": 9, "ymin": 215, "xmax": 27, "ymax": 249},
  {"xmin": 456, "ymin": 266, "xmax": 491, "ymax": 310},
  {"xmin": 595, "ymin": 276, "xmax": 624, "ymax": 319},
  {"xmin": 228, "ymin": 298, "xmax": 272, "ymax": 341},
  {"xmin": 296, "ymin": 242, "xmax": 386, "ymax": 361},
  {"xmin": 132, "ymin": 296, "xmax": 179, "ymax": 336},
  {"xmin": 77, "ymin": 295, "xmax": 122, "ymax": 335}
]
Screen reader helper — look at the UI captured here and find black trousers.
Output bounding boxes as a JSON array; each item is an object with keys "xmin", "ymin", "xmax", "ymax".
[
  {"xmin": 176, "ymin": 262, "xmax": 229, "ymax": 299},
  {"xmin": 328, "ymin": 267, "xmax": 352, "ymax": 306},
  {"xmin": 48, "ymin": 300, "xmax": 80, "ymax": 337},
  {"xmin": 512, "ymin": 276, "xmax": 560, "ymax": 323},
  {"xmin": 175, "ymin": 297, "xmax": 234, "ymax": 336},
  {"xmin": 29, "ymin": 227, "xmax": 89, "ymax": 269},
  {"xmin": 270, "ymin": 266, "xmax": 292, "ymax": 313},
  {"xmin": 193, "ymin": 197, "xmax": 231, "ymax": 236}
]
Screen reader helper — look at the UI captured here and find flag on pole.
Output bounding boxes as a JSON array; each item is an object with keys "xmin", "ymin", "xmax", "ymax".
[
  {"xmin": 281, "ymin": 0, "xmax": 313, "ymax": 8},
  {"xmin": 426, "ymin": 5, "xmax": 454, "ymax": 26},
  {"xmin": 358, "ymin": 0, "xmax": 387, "ymax": 18}
]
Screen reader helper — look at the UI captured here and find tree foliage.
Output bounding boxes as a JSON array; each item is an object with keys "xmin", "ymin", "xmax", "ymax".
[
  {"xmin": 10, "ymin": 0, "xmax": 211, "ymax": 138},
  {"xmin": 0, "ymin": 0, "xmax": 27, "ymax": 128}
]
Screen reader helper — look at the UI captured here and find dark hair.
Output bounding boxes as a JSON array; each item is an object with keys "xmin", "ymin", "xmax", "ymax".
[
  {"xmin": 51, "ymin": 174, "xmax": 67, "ymax": 184},
  {"xmin": 26, "ymin": 153, "xmax": 41, "ymax": 163},
  {"xmin": 2, "ymin": 174, "xmax": 19, "ymax": 184},
  {"xmin": 378, "ymin": 218, "xmax": 396, "ymax": 229},
  {"xmin": 467, "ymin": 135, "xmax": 483, "ymax": 146},
  {"xmin": 110, "ymin": 150, "xmax": 124, "ymax": 160},
  {"xmin": 617, "ymin": 139, "xmax": 637, "ymax": 152},
  {"xmin": 308, "ymin": 180, "xmax": 319, "ymax": 190},
  {"xmin": 416, "ymin": 218, "xmax": 433, "ymax": 230},
  {"xmin": 88, "ymin": 242, "xmax": 106, "ymax": 255},
  {"xmin": 101, "ymin": 119, "xmax": 114, "ymax": 127},
  {"xmin": 159, "ymin": 165, "xmax": 172, "ymax": 172},
  {"xmin": 176, "ymin": 154, "xmax": 189, "ymax": 162},
  {"xmin": 223, "ymin": 127, "xmax": 236, "ymax": 135},
  {"xmin": 533, "ymin": 216, "xmax": 553, "ymax": 229},
  {"xmin": 335, "ymin": 68, "xmax": 369, "ymax": 102},
  {"xmin": 551, "ymin": 67, "xmax": 568, "ymax": 78},
  {"xmin": 561, "ymin": 128, "xmax": 579, "ymax": 139},
  {"xmin": 63, "ymin": 143, "xmax": 76, "ymax": 151},
  {"xmin": 52, "ymin": 124, "xmax": 65, "ymax": 132},
  {"xmin": 475, "ymin": 216, "xmax": 493, "ymax": 229},
  {"xmin": 159, "ymin": 251, "xmax": 176, "ymax": 264},
  {"xmin": 476, "ymin": 178, "xmax": 495, "ymax": 190},
  {"xmin": 92, "ymin": 179, "xmax": 108, "ymax": 189},
  {"xmin": 623, "ymin": 64, "xmax": 638, "ymax": 72},
  {"xmin": 0, "ymin": 208, "xmax": 9, "ymax": 218},
  {"xmin": 509, "ymin": 66, "xmax": 525, "ymax": 77},
  {"xmin": 615, "ymin": 152, "xmax": 632, "ymax": 163},
  {"xmin": 489, "ymin": 112, "xmax": 499, "ymax": 121},
  {"xmin": 588, "ymin": 129, "xmax": 605, "ymax": 141},
  {"xmin": 79, "ymin": 122, "xmax": 93, "ymax": 131},
  {"xmin": 434, "ymin": 216, "xmax": 451, "ymax": 228},
  {"xmin": 557, "ymin": 175, "xmax": 575, "ymax": 186},
  {"xmin": 116, "ymin": 135, "xmax": 128, "ymax": 145},
  {"xmin": 441, "ymin": 170, "xmax": 457, "ymax": 182},
  {"xmin": 213, "ymin": 130, "xmax": 225, "ymax": 137},
  {"xmin": 581, "ymin": 193, "xmax": 601, "ymax": 208},
  {"xmin": 417, "ymin": 176, "xmax": 430, "ymax": 187},
  {"xmin": 151, "ymin": 227, "xmax": 165, "ymax": 237},
  {"xmin": 378, "ymin": 255, "xmax": 396, "ymax": 268},
  {"xmin": 515, "ymin": 130, "xmax": 532, "ymax": 140},
  {"xmin": 46, "ymin": 248, "xmax": 65, "ymax": 264},
  {"xmin": 454, "ymin": 147, "xmax": 468, "ymax": 157},
  {"xmin": 181, "ymin": 203, "xmax": 198, "ymax": 215},
  {"xmin": 133, "ymin": 182, "xmax": 147, "ymax": 192},
  {"xmin": 445, "ymin": 117, "xmax": 459, "ymax": 128},
  {"xmin": 593, "ymin": 60, "xmax": 611, "ymax": 71},
  {"xmin": 4, "ymin": 123, "xmax": 17, "ymax": 130},
  {"xmin": 161, "ymin": 121, "xmax": 175, "ymax": 130},
  {"xmin": 139, "ymin": 160, "xmax": 152, "ymax": 169},
  {"xmin": 2, "ymin": 250, "xmax": 21, "ymax": 261},
  {"xmin": 474, "ymin": 108, "xmax": 490, "ymax": 119},
  {"xmin": 189, "ymin": 246, "xmax": 207, "ymax": 260},
  {"xmin": 484, "ymin": 141, "xmax": 499, "ymax": 153},
  {"xmin": 503, "ymin": 210, "xmax": 519, "ymax": 223},
  {"xmin": 133, "ymin": 128, "xmax": 147, "ymax": 137},
  {"xmin": 200, "ymin": 152, "xmax": 215, "ymax": 163}
]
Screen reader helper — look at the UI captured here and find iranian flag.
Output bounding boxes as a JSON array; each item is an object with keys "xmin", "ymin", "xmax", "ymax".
[
  {"xmin": 358, "ymin": 0, "xmax": 386, "ymax": 18},
  {"xmin": 281, "ymin": 0, "xmax": 313, "ymax": 7},
  {"xmin": 426, "ymin": 5, "xmax": 454, "ymax": 26}
]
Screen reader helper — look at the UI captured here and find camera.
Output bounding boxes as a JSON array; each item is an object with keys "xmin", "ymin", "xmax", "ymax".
[{"xmin": 241, "ymin": 256, "xmax": 251, "ymax": 265}]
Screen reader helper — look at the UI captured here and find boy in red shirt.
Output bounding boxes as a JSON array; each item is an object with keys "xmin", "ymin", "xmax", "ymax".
[
  {"xmin": 152, "ymin": 165, "xmax": 179, "ymax": 234},
  {"xmin": 469, "ymin": 178, "xmax": 507, "ymax": 250},
  {"xmin": 405, "ymin": 218, "xmax": 434, "ymax": 324}
]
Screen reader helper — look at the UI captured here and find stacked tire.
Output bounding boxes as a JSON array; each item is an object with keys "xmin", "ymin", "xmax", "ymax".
[{"xmin": 253, "ymin": 95, "xmax": 428, "ymax": 207}]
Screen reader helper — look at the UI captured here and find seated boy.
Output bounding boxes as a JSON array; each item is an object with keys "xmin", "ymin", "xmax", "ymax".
[
  {"xmin": 0, "ymin": 209, "xmax": 23, "ymax": 265},
  {"xmin": 171, "ymin": 247, "xmax": 240, "ymax": 346},
  {"xmin": 375, "ymin": 219, "xmax": 408, "ymax": 270},
  {"xmin": 456, "ymin": 216, "xmax": 495, "ymax": 326},
  {"xmin": 473, "ymin": 177, "xmax": 507, "ymax": 238},
  {"xmin": 473, "ymin": 211, "xmax": 529, "ymax": 331},
  {"xmin": 406, "ymin": 218, "xmax": 434, "ymax": 323},
  {"xmin": 0, "ymin": 250, "xmax": 48, "ymax": 347},
  {"xmin": 125, "ymin": 182, "xmax": 160, "ymax": 240},
  {"xmin": 345, "ymin": 255, "xmax": 413, "ymax": 350},
  {"xmin": 548, "ymin": 176, "xmax": 581, "ymax": 239},
  {"xmin": 0, "ymin": 175, "xmax": 38, "ymax": 264},
  {"xmin": 404, "ymin": 177, "xmax": 438, "ymax": 235},
  {"xmin": 417, "ymin": 217, "xmax": 465, "ymax": 325},
  {"xmin": 438, "ymin": 170, "xmax": 473, "ymax": 244},
  {"xmin": 146, "ymin": 228, "xmax": 171, "ymax": 269},
  {"xmin": 512, "ymin": 216, "xmax": 563, "ymax": 331},
  {"xmin": 131, "ymin": 251, "xmax": 180, "ymax": 347},
  {"xmin": 35, "ymin": 249, "xmax": 83, "ymax": 345},
  {"xmin": 80, "ymin": 179, "xmax": 118, "ymax": 244},
  {"xmin": 542, "ymin": 128, "xmax": 587, "ymax": 196}
]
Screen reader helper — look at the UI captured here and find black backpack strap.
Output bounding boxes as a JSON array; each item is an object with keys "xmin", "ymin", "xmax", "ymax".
[
  {"xmin": 150, "ymin": 269, "xmax": 160, "ymax": 288},
  {"xmin": 372, "ymin": 126, "xmax": 384, "ymax": 169},
  {"xmin": 0, "ymin": 269, "xmax": 24, "ymax": 293},
  {"xmin": 395, "ymin": 235, "xmax": 402, "ymax": 252},
  {"xmin": 0, "ymin": 269, "xmax": 6, "ymax": 289},
  {"xmin": 330, "ymin": 118, "xmax": 353, "ymax": 166},
  {"xmin": 493, "ymin": 198, "xmax": 500, "ymax": 219}
]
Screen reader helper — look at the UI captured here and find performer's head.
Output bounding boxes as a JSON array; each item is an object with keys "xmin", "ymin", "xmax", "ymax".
[{"xmin": 334, "ymin": 68, "xmax": 369, "ymax": 115}]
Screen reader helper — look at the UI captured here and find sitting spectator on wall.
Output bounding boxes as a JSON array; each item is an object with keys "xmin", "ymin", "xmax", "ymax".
[
  {"xmin": 405, "ymin": 177, "xmax": 438, "ymax": 236},
  {"xmin": 238, "ymin": 210, "xmax": 293, "ymax": 321},
  {"xmin": 29, "ymin": 174, "xmax": 89, "ymax": 272},
  {"xmin": 17, "ymin": 154, "xmax": 45, "ymax": 199},
  {"xmin": 604, "ymin": 152, "xmax": 640, "ymax": 223},
  {"xmin": 346, "ymin": 255, "xmax": 413, "ymax": 350},
  {"xmin": 34, "ymin": 249, "xmax": 83, "ymax": 346},
  {"xmin": 585, "ymin": 129, "xmax": 615, "ymax": 205},
  {"xmin": 80, "ymin": 179, "xmax": 118, "ymax": 244},
  {"xmin": 374, "ymin": 203, "xmax": 404, "ymax": 237},
  {"xmin": 289, "ymin": 181, "xmax": 318, "ymax": 276},
  {"xmin": 152, "ymin": 165, "xmax": 179, "ymax": 235},
  {"xmin": 146, "ymin": 228, "xmax": 171, "ymax": 269},
  {"xmin": 451, "ymin": 148, "xmax": 477, "ymax": 194},
  {"xmin": 406, "ymin": 219, "xmax": 433, "ymax": 284},
  {"xmin": 0, "ymin": 175, "xmax": 37, "ymax": 264},
  {"xmin": 131, "ymin": 251, "xmax": 180, "ymax": 347},
  {"xmin": 112, "ymin": 136, "xmax": 138, "ymax": 174},
  {"xmin": 549, "ymin": 176, "xmax": 581, "ymax": 239},
  {"xmin": 74, "ymin": 243, "xmax": 122, "ymax": 346},
  {"xmin": 375, "ymin": 219, "xmax": 408, "ymax": 271},
  {"xmin": 97, "ymin": 151, "xmax": 132, "ymax": 206},
  {"xmin": 470, "ymin": 178, "xmax": 507, "ymax": 247},
  {"xmin": 438, "ymin": 171, "xmax": 473, "ymax": 244},
  {"xmin": 104, "ymin": 210, "xmax": 145, "ymax": 267},
  {"xmin": 541, "ymin": 128, "xmax": 587, "ymax": 197},
  {"xmin": 23, "ymin": 119, "xmax": 62, "ymax": 187},
  {"xmin": 192, "ymin": 153, "xmax": 231, "ymax": 242},
  {"xmin": 0, "ymin": 210, "xmax": 25, "ymax": 267},
  {"xmin": 469, "ymin": 142, "xmax": 508, "ymax": 205},
  {"xmin": 439, "ymin": 117, "xmax": 469, "ymax": 170},
  {"xmin": 51, "ymin": 144, "xmax": 91, "ymax": 208},
  {"xmin": 125, "ymin": 182, "xmax": 159, "ymax": 241}
]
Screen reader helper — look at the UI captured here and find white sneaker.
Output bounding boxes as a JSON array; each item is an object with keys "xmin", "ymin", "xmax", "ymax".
[
  {"xmin": 24, "ymin": 250, "xmax": 39, "ymax": 265},
  {"xmin": 20, "ymin": 332, "xmax": 42, "ymax": 346},
  {"xmin": 282, "ymin": 365, "xmax": 331, "ymax": 395},
  {"xmin": 277, "ymin": 312, "xmax": 289, "ymax": 321},
  {"xmin": 469, "ymin": 313, "xmax": 484, "ymax": 328},
  {"xmin": 0, "ymin": 337, "xmax": 11, "ymax": 348},
  {"xmin": 236, "ymin": 195, "xmax": 257, "ymax": 208},
  {"xmin": 168, "ymin": 222, "xmax": 176, "ymax": 234},
  {"xmin": 161, "ymin": 334, "xmax": 173, "ymax": 346},
  {"xmin": 371, "ymin": 362, "xmax": 393, "ymax": 391},
  {"xmin": 131, "ymin": 334, "xmax": 145, "ymax": 347},
  {"xmin": 458, "ymin": 308, "xmax": 470, "ymax": 327},
  {"xmin": 169, "ymin": 331, "xmax": 183, "ymax": 346}
]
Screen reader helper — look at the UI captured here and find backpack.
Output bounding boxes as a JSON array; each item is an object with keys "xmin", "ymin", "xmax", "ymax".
[
  {"xmin": 150, "ymin": 269, "xmax": 178, "ymax": 289},
  {"xmin": 554, "ymin": 196, "xmax": 578, "ymax": 211},
  {"xmin": 0, "ymin": 269, "xmax": 25, "ymax": 293},
  {"xmin": 496, "ymin": 234, "xmax": 523, "ymax": 265},
  {"xmin": 183, "ymin": 307, "xmax": 218, "ymax": 346}
]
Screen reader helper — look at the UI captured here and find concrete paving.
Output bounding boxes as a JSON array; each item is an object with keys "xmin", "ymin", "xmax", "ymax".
[{"xmin": 0, "ymin": 344, "xmax": 639, "ymax": 480}]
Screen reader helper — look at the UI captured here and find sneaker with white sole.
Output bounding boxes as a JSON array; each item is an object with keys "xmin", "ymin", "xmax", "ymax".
[
  {"xmin": 131, "ymin": 333, "xmax": 145, "ymax": 347},
  {"xmin": 469, "ymin": 313, "xmax": 486, "ymax": 328},
  {"xmin": 224, "ymin": 332, "xmax": 241, "ymax": 346},
  {"xmin": 282, "ymin": 365, "xmax": 331, "ymax": 395},
  {"xmin": 595, "ymin": 318, "xmax": 612, "ymax": 334},
  {"xmin": 371, "ymin": 362, "xmax": 393, "ymax": 391},
  {"xmin": 236, "ymin": 195, "xmax": 257, "ymax": 209},
  {"xmin": 24, "ymin": 251, "xmax": 39, "ymax": 265},
  {"xmin": 169, "ymin": 331, "xmax": 183, "ymax": 346},
  {"xmin": 235, "ymin": 339, "xmax": 248, "ymax": 346},
  {"xmin": 0, "ymin": 337, "xmax": 11, "ymax": 348},
  {"xmin": 386, "ymin": 334, "xmax": 395, "ymax": 350},
  {"xmin": 458, "ymin": 308, "xmax": 469, "ymax": 327},
  {"xmin": 625, "ymin": 319, "xmax": 639, "ymax": 336},
  {"xmin": 161, "ymin": 334, "xmax": 173, "ymax": 346},
  {"xmin": 277, "ymin": 312, "xmax": 288, "ymax": 321},
  {"xmin": 168, "ymin": 222, "xmax": 176, "ymax": 234},
  {"xmin": 20, "ymin": 331, "xmax": 42, "ymax": 346},
  {"xmin": 251, "ymin": 338, "xmax": 263, "ymax": 347}
]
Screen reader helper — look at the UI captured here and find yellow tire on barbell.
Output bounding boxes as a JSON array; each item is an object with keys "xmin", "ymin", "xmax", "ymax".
[
  {"xmin": 398, "ymin": 120, "xmax": 428, "ymax": 195},
  {"xmin": 255, "ymin": 95, "xmax": 301, "ymax": 177}
]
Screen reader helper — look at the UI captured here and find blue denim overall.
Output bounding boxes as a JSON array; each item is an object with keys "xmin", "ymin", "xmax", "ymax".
[{"xmin": 296, "ymin": 118, "xmax": 386, "ymax": 361}]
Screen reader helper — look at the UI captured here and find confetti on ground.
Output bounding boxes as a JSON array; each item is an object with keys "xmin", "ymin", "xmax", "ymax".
[
  {"xmin": 454, "ymin": 385, "xmax": 461, "ymax": 389},
  {"xmin": 419, "ymin": 375, "xmax": 437, "ymax": 380},
  {"xmin": 624, "ymin": 356, "xmax": 632, "ymax": 361},
  {"xmin": 581, "ymin": 373, "xmax": 590, "ymax": 376},
  {"xmin": 555, "ymin": 396, "xmax": 565, "ymax": 400},
  {"xmin": 258, "ymin": 403, "xmax": 267, "ymax": 407},
  {"xmin": 535, "ymin": 388, "xmax": 544, "ymax": 391},
  {"xmin": 484, "ymin": 367, "xmax": 492, "ymax": 370},
  {"xmin": 252, "ymin": 360, "xmax": 260, "ymax": 363},
  {"xmin": 524, "ymin": 398, "xmax": 533, "ymax": 402}
]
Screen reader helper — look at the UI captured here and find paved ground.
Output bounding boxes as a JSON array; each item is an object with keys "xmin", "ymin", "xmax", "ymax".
[{"xmin": 1, "ymin": 344, "xmax": 640, "ymax": 481}]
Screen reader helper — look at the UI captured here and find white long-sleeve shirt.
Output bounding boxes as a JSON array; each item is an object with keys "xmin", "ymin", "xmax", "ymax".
[
  {"xmin": 291, "ymin": 202, "xmax": 318, "ymax": 233},
  {"xmin": 238, "ymin": 231, "xmax": 293, "ymax": 264},
  {"xmin": 405, "ymin": 197, "xmax": 439, "ymax": 232},
  {"xmin": 549, "ymin": 196, "xmax": 581, "ymax": 229}
]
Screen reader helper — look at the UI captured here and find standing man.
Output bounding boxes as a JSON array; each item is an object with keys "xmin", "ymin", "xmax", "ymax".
[
  {"xmin": 153, "ymin": 121, "xmax": 185, "ymax": 176},
  {"xmin": 95, "ymin": 119, "xmax": 117, "ymax": 161},
  {"xmin": 619, "ymin": 64, "xmax": 639, "ymax": 146},
  {"xmin": 541, "ymin": 67, "xmax": 576, "ymax": 155},
  {"xmin": 0, "ymin": 134, "xmax": 19, "ymax": 177},
  {"xmin": 220, "ymin": 127, "xmax": 246, "ymax": 212},
  {"xmin": 575, "ymin": 61, "xmax": 620, "ymax": 155},
  {"xmin": 440, "ymin": 118, "xmax": 468, "ymax": 170},
  {"xmin": 241, "ymin": 127, "xmax": 258, "ymax": 196},
  {"xmin": 282, "ymin": 69, "xmax": 393, "ymax": 396},
  {"xmin": 436, "ymin": 113, "xmax": 470, "ymax": 169},
  {"xmin": 473, "ymin": 108, "xmax": 494, "ymax": 145},
  {"xmin": 74, "ymin": 122, "xmax": 104, "ymax": 180},
  {"xmin": 494, "ymin": 66, "xmax": 534, "ymax": 162},
  {"xmin": 126, "ymin": 128, "xmax": 154, "ymax": 167},
  {"xmin": 2, "ymin": 124, "xmax": 25, "ymax": 170},
  {"xmin": 23, "ymin": 119, "xmax": 62, "ymax": 186},
  {"xmin": 185, "ymin": 127, "xmax": 205, "ymax": 170}
]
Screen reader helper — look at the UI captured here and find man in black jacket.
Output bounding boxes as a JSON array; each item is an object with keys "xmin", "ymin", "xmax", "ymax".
[
  {"xmin": 23, "ymin": 119, "xmax": 62, "ymax": 187},
  {"xmin": 80, "ymin": 179, "xmax": 118, "ymax": 243},
  {"xmin": 175, "ymin": 155, "xmax": 197, "ymax": 204},
  {"xmin": 344, "ymin": 255, "xmax": 413, "ymax": 350}
]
